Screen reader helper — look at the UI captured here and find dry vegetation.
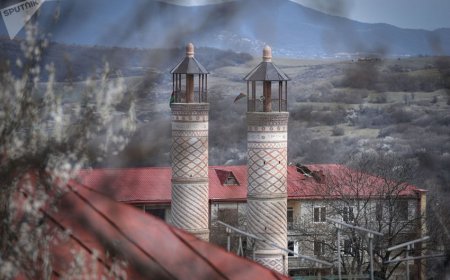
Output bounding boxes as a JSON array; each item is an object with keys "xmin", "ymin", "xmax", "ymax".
[{"xmin": 108, "ymin": 56, "xmax": 449, "ymax": 194}]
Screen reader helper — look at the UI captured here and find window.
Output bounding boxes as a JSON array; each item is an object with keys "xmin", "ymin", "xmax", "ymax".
[
  {"xmin": 343, "ymin": 206, "xmax": 355, "ymax": 223},
  {"xmin": 224, "ymin": 173, "xmax": 239, "ymax": 185},
  {"xmin": 376, "ymin": 203, "xmax": 383, "ymax": 221},
  {"xmin": 343, "ymin": 239, "xmax": 353, "ymax": 255},
  {"xmin": 215, "ymin": 169, "xmax": 240, "ymax": 186},
  {"xmin": 144, "ymin": 206, "xmax": 166, "ymax": 220},
  {"xmin": 218, "ymin": 208, "xmax": 238, "ymax": 225},
  {"xmin": 241, "ymin": 239, "xmax": 248, "ymax": 256},
  {"xmin": 314, "ymin": 240, "xmax": 325, "ymax": 256},
  {"xmin": 135, "ymin": 205, "xmax": 166, "ymax": 220},
  {"xmin": 314, "ymin": 207, "xmax": 326, "ymax": 222},
  {"xmin": 288, "ymin": 241, "xmax": 294, "ymax": 256},
  {"xmin": 135, "ymin": 205, "xmax": 144, "ymax": 211},
  {"xmin": 287, "ymin": 207, "xmax": 294, "ymax": 229},
  {"xmin": 395, "ymin": 200, "xmax": 408, "ymax": 221}
]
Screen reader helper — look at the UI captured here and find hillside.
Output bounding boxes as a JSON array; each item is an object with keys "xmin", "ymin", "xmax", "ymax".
[
  {"xmin": 0, "ymin": 38, "xmax": 252, "ymax": 82},
  {"xmin": 27, "ymin": 0, "xmax": 450, "ymax": 57}
]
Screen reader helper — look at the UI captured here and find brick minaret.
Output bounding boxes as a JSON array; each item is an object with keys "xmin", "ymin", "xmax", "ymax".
[
  {"xmin": 170, "ymin": 43, "xmax": 209, "ymax": 241},
  {"xmin": 244, "ymin": 46, "xmax": 290, "ymax": 273}
]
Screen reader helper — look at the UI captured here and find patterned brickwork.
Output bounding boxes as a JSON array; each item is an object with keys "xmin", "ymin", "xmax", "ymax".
[
  {"xmin": 171, "ymin": 183, "xmax": 209, "ymax": 231},
  {"xmin": 172, "ymin": 136, "xmax": 208, "ymax": 179},
  {"xmin": 171, "ymin": 103, "xmax": 209, "ymax": 241},
  {"xmin": 247, "ymin": 112, "xmax": 288, "ymax": 274},
  {"xmin": 254, "ymin": 255, "xmax": 285, "ymax": 275},
  {"xmin": 247, "ymin": 113, "xmax": 288, "ymax": 198},
  {"xmin": 247, "ymin": 112, "xmax": 289, "ymax": 127},
  {"xmin": 171, "ymin": 103, "xmax": 209, "ymax": 122},
  {"xmin": 172, "ymin": 130, "xmax": 208, "ymax": 137},
  {"xmin": 248, "ymin": 147, "xmax": 287, "ymax": 196},
  {"xmin": 247, "ymin": 199, "xmax": 287, "ymax": 249}
]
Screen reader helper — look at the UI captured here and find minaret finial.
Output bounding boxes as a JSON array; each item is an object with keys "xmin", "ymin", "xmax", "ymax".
[
  {"xmin": 263, "ymin": 45, "xmax": 272, "ymax": 62},
  {"xmin": 186, "ymin": 42, "xmax": 194, "ymax": 58}
]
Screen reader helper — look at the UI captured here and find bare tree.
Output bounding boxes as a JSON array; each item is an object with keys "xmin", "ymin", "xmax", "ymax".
[{"xmin": 296, "ymin": 153, "xmax": 425, "ymax": 279}]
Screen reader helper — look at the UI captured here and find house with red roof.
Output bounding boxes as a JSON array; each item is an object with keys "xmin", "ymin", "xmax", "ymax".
[{"xmin": 77, "ymin": 163, "xmax": 427, "ymax": 277}]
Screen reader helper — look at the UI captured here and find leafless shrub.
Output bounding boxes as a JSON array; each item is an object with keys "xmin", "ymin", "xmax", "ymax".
[
  {"xmin": 333, "ymin": 60, "xmax": 380, "ymax": 89},
  {"xmin": 331, "ymin": 125, "xmax": 345, "ymax": 136},
  {"xmin": 291, "ymin": 105, "xmax": 347, "ymax": 126},
  {"xmin": 369, "ymin": 92, "xmax": 387, "ymax": 104}
]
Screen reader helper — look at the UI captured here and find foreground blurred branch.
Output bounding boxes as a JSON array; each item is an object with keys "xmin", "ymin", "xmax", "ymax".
[{"xmin": 0, "ymin": 22, "xmax": 135, "ymax": 279}]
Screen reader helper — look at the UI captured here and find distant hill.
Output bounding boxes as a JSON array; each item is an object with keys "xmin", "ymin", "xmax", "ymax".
[
  {"xmin": 25, "ymin": 0, "xmax": 450, "ymax": 58},
  {"xmin": 0, "ymin": 38, "xmax": 252, "ymax": 82}
]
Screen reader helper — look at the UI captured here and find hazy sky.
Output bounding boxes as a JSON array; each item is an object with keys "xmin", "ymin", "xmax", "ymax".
[
  {"xmin": 291, "ymin": 0, "xmax": 450, "ymax": 30},
  {"xmin": 157, "ymin": 0, "xmax": 450, "ymax": 30}
]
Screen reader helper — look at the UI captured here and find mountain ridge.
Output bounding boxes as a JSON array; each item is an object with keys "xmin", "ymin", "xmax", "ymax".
[{"xmin": 4, "ymin": 0, "xmax": 450, "ymax": 57}]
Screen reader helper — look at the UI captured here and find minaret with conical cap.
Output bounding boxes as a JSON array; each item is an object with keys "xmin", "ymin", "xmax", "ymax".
[
  {"xmin": 170, "ymin": 43, "xmax": 209, "ymax": 241},
  {"xmin": 244, "ymin": 46, "xmax": 290, "ymax": 273}
]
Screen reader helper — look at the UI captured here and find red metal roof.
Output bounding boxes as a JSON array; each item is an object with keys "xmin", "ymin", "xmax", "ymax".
[
  {"xmin": 77, "ymin": 164, "xmax": 420, "ymax": 204},
  {"xmin": 287, "ymin": 164, "xmax": 419, "ymax": 200},
  {"xmin": 210, "ymin": 166, "xmax": 248, "ymax": 201},
  {"xmin": 77, "ymin": 167, "xmax": 173, "ymax": 204},
  {"xmin": 42, "ymin": 182, "xmax": 289, "ymax": 279}
]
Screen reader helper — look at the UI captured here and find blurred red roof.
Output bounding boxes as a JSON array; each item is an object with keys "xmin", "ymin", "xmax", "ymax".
[
  {"xmin": 42, "ymin": 182, "xmax": 289, "ymax": 279},
  {"xmin": 77, "ymin": 164, "xmax": 421, "ymax": 204}
]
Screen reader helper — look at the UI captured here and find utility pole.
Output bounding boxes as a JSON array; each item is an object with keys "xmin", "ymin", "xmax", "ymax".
[{"xmin": 337, "ymin": 225, "xmax": 341, "ymax": 280}]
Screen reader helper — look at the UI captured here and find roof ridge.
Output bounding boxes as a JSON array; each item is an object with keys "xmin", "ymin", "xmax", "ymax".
[{"xmin": 80, "ymin": 166, "xmax": 172, "ymax": 172}]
